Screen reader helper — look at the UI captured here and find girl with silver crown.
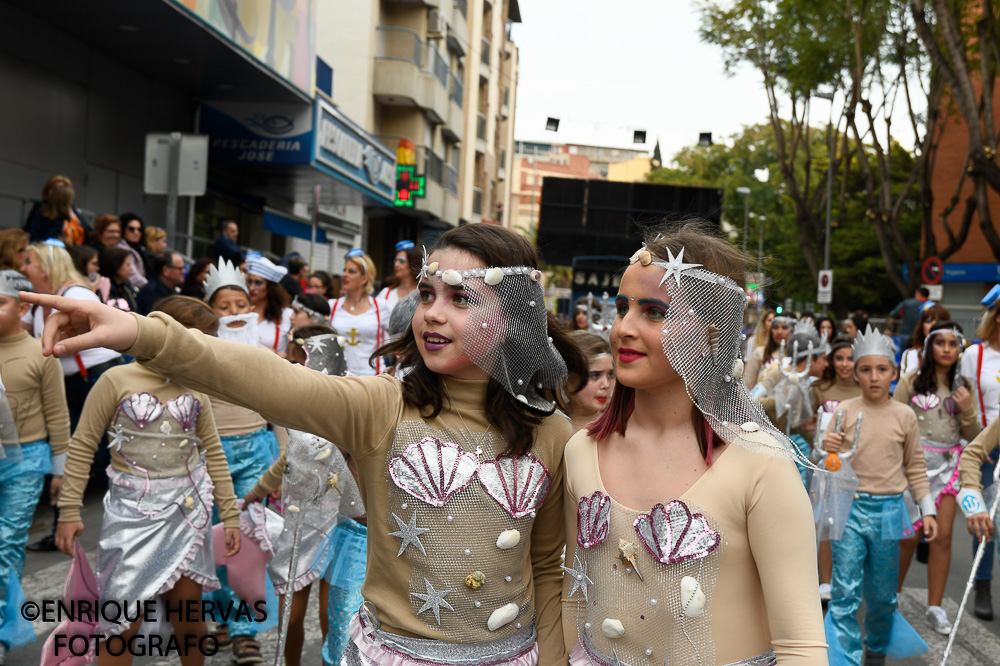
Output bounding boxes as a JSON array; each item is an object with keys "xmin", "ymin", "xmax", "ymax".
[
  {"xmin": 562, "ymin": 221, "xmax": 826, "ymax": 666},
  {"xmin": 203, "ymin": 260, "xmax": 282, "ymax": 660},
  {"xmin": 22, "ymin": 224, "xmax": 588, "ymax": 666}
]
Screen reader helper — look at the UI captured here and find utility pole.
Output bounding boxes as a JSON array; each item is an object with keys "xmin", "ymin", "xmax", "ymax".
[{"xmin": 736, "ymin": 186, "xmax": 751, "ymax": 254}]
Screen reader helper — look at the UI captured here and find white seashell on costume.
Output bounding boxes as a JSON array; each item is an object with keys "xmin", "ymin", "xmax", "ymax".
[
  {"xmin": 484, "ymin": 267, "xmax": 505, "ymax": 285},
  {"xmin": 477, "ymin": 453, "xmax": 551, "ymax": 518},
  {"xmin": 167, "ymin": 393, "xmax": 202, "ymax": 431},
  {"xmin": 389, "ymin": 437, "xmax": 479, "ymax": 507},
  {"xmin": 601, "ymin": 618, "xmax": 625, "ymax": 638},
  {"xmin": 426, "ymin": 261, "xmax": 440, "ymax": 275},
  {"xmin": 731, "ymin": 358, "xmax": 744, "ymax": 380},
  {"xmin": 442, "ymin": 269, "xmax": 463, "ymax": 286},
  {"xmin": 496, "ymin": 529, "xmax": 521, "ymax": 549},
  {"xmin": 680, "ymin": 576, "xmax": 706, "ymax": 617},
  {"xmin": 121, "ymin": 392, "xmax": 165, "ymax": 428},
  {"xmin": 487, "ymin": 603, "xmax": 519, "ymax": 631},
  {"xmin": 529, "ymin": 270, "xmax": 542, "ymax": 282}
]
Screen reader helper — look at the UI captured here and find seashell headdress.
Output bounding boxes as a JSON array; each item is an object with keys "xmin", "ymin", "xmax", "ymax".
[
  {"xmin": 417, "ymin": 246, "xmax": 567, "ymax": 413},
  {"xmin": 627, "ymin": 242, "xmax": 809, "ymax": 465},
  {"xmin": 204, "ymin": 259, "xmax": 248, "ymax": 302}
]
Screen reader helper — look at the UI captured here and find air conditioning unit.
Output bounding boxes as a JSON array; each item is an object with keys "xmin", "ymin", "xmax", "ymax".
[{"xmin": 428, "ymin": 10, "xmax": 447, "ymax": 38}]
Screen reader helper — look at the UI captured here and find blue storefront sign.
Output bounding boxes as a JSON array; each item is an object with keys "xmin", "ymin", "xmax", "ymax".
[
  {"xmin": 201, "ymin": 101, "xmax": 314, "ymax": 165},
  {"xmin": 313, "ymin": 98, "xmax": 396, "ymax": 206},
  {"xmin": 904, "ymin": 262, "xmax": 1000, "ymax": 283}
]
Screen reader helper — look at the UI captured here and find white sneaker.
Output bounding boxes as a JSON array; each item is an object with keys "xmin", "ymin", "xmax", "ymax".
[
  {"xmin": 926, "ymin": 605, "xmax": 952, "ymax": 635},
  {"xmin": 819, "ymin": 583, "xmax": 832, "ymax": 602}
]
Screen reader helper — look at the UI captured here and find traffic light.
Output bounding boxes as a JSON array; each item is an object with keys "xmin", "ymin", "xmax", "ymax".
[{"xmin": 776, "ymin": 306, "xmax": 783, "ymax": 314}]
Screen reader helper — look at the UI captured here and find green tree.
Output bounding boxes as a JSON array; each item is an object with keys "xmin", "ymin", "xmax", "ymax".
[{"xmin": 647, "ymin": 124, "xmax": 921, "ymax": 316}]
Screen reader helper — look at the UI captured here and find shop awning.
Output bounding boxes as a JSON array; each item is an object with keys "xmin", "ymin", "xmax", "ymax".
[{"xmin": 263, "ymin": 209, "xmax": 328, "ymax": 243}]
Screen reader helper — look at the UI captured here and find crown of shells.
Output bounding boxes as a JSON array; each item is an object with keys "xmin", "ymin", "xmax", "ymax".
[{"xmin": 418, "ymin": 255, "xmax": 542, "ymax": 287}]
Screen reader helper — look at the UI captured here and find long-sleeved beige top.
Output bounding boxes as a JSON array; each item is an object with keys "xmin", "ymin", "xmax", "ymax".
[
  {"xmin": 58, "ymin": 362, "xmax": 239, "ymax": 527},
  {"xmin": 562, "ymin": 433, "xmax": 827, "ymax": 665},
  {"xmin": 122, "ymin": 312, "xmax": 570, "ymax": 662},
  {"xmin": 893, "ymin": 371, "xmax": 980, "ymax": 444},
  {"xmin": 959, "ymin": 417, "xmax": 999, "ymax": 492},
  {"xmin": 209, "ymin": 396, "xmax": 267, "ymax": 438},
  {"xmin": 822, "ymin": 396, "xmax": 930, "ymax": 501},
  {"xmin": 810, "ymin": 375, "xmax": 862, "ymax": 408},
  {"xmin": 0, "ymin": 332, "xmax": 71, "ymax": 468},
  {"xmin": 744, "ymin": 346, "xmax": 778, "ymax": 389}
]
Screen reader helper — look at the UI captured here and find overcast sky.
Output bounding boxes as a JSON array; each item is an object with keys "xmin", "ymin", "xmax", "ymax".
[{"xmin": 511, "ymin": 1, "xmax": 918, "ymax": 163}]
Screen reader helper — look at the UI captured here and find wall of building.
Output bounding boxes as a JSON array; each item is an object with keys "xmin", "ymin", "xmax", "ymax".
[
  {"xmin": 0, "ymin": 5, "xmax": 193, "ymax": 232},
  {"xmin": 607, "ymin": 155, "xmax": 652, "ymax": 183},
  {"xmin": 316, "ymin": 0, "xmax": 378, "ymax": 132}
]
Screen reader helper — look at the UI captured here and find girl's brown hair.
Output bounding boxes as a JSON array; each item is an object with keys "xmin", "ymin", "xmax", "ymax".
[
  {"xmin": 0, "ymin": 229, "xmax": 29, "ymax": 270},
  {"xmin": 913, "ymin": 321, "xmax": 968, "ymax": 396},
  {"xmin": 40, "ymin": 175, "xmax": 74, "ymax": 220},
  {"xmin": 588, "ymin": 220, "xmax": 749, "ymax": 459},
  {"xmin": 910, "ymin": 304, "xmax": 951, "ymax": 352},
  {"xmin": 815, "ymin": 335, "xmax": 856, "ymax": 389},
  {"xmin": 567, "ymin": 330, "xmax": 612, "ymax": 415},
  {"xmin": 151, "ymin": 295, "xmax": 219, "ymax": 335},
  {"xmin": 375, "ymin": 224, "xmax": 588, "ymax": 457}
]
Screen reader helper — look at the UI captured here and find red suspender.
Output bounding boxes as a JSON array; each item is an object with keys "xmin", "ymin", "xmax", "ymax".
[
  {"xmin": 977, "ymin": 343, "xmax": 987, "ymax": 427},
  {"xmin": 330, "ymin": 299, "xmax": 339, "ymax": 323},
  {"xmin": 273, "ymin": 322, "xmax": 281, "ymax": 351}
]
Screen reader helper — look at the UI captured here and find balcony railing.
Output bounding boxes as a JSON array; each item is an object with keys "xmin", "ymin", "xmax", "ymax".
[
  {"xmin": 425, "ymin": 148, "xmax": 444, "ymax": 186},
  {"xmin": 445, "ymin": 164, "xmax": 459, "ymax": 195},
  {"xmin": 476, "ymin": 112, "xmax": 487, "ymax": 141},
  {"xmin": 481, "ymin": 37, "xmax": 490, "ymax": 66},
  {"xmin": 473, "ymin": 186, "xmax": 483, "ymax": 215},
  {"xmin": 376, "ymin": 26, "xmax": 450, "ymax": 91},
  {"xmin": 449, "ymin": 72, "xmax": 463, "ymax": 106}
]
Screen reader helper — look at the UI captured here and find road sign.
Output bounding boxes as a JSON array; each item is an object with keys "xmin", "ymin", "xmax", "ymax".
[
  {"xmin": 922, "ymin": 256, "xmax": 944, "ymax": 285},
  {"xmin": 817, "ymin": 269, "xmax": 833, "ymax": 304},
  {"xmin": 144, "ymin": 133, "xmax": 208, "ymax": 196}
]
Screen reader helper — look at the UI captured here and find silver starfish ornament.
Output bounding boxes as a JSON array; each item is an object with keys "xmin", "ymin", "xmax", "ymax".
[
  {"xmin": 657, "ymin": 246, "xmax": 702, "ymax": 288},
  {"xmin": 561, "ymin": 552, "xmax": 594, "ymax": 602},
  {"xmin": 410, "ymin": 578, "xmax": 454, "ymax": 625},
  {"xmin": 107, "ymin": 425, "xmax": 127, "ymax": 452},
  {"xmin": 305, "ymin": 337, "xmax": 327, "ymax": 354},
  {"xmin": 389, "ymin": 511, "xmax": 430, "ymax": 557}
]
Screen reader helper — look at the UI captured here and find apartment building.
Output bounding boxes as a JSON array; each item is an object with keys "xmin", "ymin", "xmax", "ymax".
[{"xmin": 318, "ymin": 0, "xmax": 520, "ymax": 265}]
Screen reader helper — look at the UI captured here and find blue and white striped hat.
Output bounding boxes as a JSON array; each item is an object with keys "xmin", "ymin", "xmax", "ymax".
[{"xmin": 246, "ymin": 256, "xmax": 288, "ymax": 284}]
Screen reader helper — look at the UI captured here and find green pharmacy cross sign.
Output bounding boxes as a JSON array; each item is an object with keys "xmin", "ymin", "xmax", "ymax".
[{"xmin": 394, "ymin": 165, "xmax": 426, "ymax": 207}]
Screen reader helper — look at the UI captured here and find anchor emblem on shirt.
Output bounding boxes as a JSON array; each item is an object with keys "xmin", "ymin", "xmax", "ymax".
[{"xmin": 345, "ymin": 328, "xmax": 361, "ymax": 346}]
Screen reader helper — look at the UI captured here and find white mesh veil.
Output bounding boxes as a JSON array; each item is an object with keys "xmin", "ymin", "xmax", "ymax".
[
  {"xmin": 631, "ymin": 244, "xmax": 813, "ymax": 464},
  {"xmin": 419, "ymin": 257, "xmax": 568, "ymax": 413}
]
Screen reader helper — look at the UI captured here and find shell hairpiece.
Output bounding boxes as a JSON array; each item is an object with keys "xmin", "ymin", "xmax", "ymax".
[
  {"xmin": 417, "ymin": 245, "xmax": 542, "ymax": 286},
  {"xmin": 921, "ymin": 326, "xmax": 965, "ymax": 356}
]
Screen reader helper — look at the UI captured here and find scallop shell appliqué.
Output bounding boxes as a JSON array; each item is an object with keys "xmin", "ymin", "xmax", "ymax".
[
  {"xmin": 388, "ymin": 437, "xmax": 480, "ymax": 507},
  {"xmin": 822, "ymin": 400, "xmax": 841, "ymax": 413},
  {"xmin": 577, "ymin": 491, "xmax": 611, "ymax": 549},
  {"xmin": 477, "ymin": 453, "xmax": 551, "ymax": 518},
  {"xmin": 167, "ymin": 394, "xmax": 202, "ymax": 432},
  {"xmin": 910, "ymin": 393, "xmax": 941, "ymax": 411},
  {"xmin": 120, "ymin": 392, "xmax": 164, "ymax": 428},
  {"xmin": 634, "ymin": 500, "xmax": 720, "ymax": 565}
]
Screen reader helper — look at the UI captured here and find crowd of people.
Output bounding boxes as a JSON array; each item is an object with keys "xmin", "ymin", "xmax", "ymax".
[{"xmin": 1, "ymin": 202, "xmax": 999, "ymax": 666}]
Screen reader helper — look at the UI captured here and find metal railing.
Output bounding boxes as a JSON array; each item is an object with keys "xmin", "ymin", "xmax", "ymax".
[
  {"xmin": 449, "ymin": 72, "xmax": 464, "ymax": 106},
  {"xmin": 376, "ymin": 26, "xmax": 449, "ymax": 91},
  {"xmin": 445, "ymin": 164, "xmax": 459, "ymax": 195},
  {"xmin": 476, "ymin": 112, "xmax": 487, "ymax": 140},
  {"xmin": 425, "ymin": 148, "xmax": 444, "ymax": 186},
  {"xmin": 481, "ymin": 37, "xmax": 490, "ymax": 66},
  {"xmin": 473, "ymin": 187, "xmax": 483, "ymax": 215}
]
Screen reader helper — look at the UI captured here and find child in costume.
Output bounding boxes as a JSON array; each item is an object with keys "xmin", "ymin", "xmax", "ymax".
[
  {"xmin": 24, "ymin": 223, "xmax": 588, "ymax": 666},
  {"xmin": 289, "ymin": 293, "xmax": 332, "ymax": 330},
  {"xmin": 204, "ymin": 260, "xmax": 281, "ymax": 661},
  {"xmin": 893, "ymin": 321, "xmax": 979, "ymax": 635},
  {"xmin": 809, "ymin": 336, "xmax": 862, "ymax": 602},
  {"xmin": 0, "ymin": 271, "xmax": 71, "ymax": 663},
  {"xmin": 54, "ymin": 296, "xmax": 240, "ymax": 664},
  {"xmin": 744, "ymin": 313, "xmax": 793, "ymax": 388},
  {"xmin": 821, "ymin": 326, "xmax": 938, "ymax": 666},
  {"xmin": 752, "ymin": 320, "xmax": 829, "ymax": 484},
  {"xmin": 250, "ymin": 325, "xmax": 367, "ymax": 666},
  {"xmin": 562, "ymin": 224, "xmax": 827, "ymax": 666},
  {"xmin": 246, "ymin": 255, "xmax": 293, "ymax": 356}
]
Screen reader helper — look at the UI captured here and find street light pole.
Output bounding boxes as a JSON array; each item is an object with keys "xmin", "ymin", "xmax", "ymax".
[
  {"xmin": 736, "ymin": 186, "xmax": 751, "ymax": 254},
  {"xmin": 758, "ymin": 215, "xmax": 766, "ymax": 270},
  {"xmin": 815, "ymin": 90, "xmax": 836, "ymax": 315}
]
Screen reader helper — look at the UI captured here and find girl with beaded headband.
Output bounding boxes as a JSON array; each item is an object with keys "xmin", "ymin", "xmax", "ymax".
[
  {"xmin": 21, "ymin": 223, "xmax": 587, "ymax": 666},
  {"xmin": 562, "ymin": 221, "xmax": 826, "ymax": 666},
  {"xmin": 893, "ymin": 321, "xmax": 979, "ymax": 635},
  {"xmin": 745, "ymin": 310, "xmax": 794, "ymax": 389}
]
